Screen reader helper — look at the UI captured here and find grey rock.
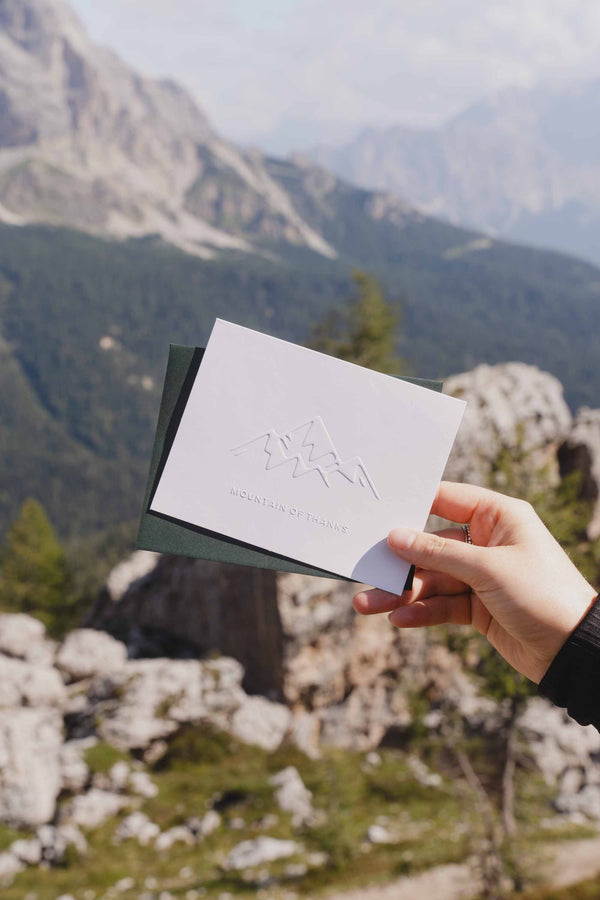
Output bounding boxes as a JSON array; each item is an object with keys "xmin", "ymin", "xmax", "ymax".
[
  {"xmin": 520, "ymin": 697, "xmax": 600, "ymax": 783},
  {"xmin": 92, "ymin": 656, "xmax": 245, "ymax": 750},
  {"xmin": 59, "ymin": 738, "xmax": 95, "ymax": 794},
  {"xmin": 155, "ymin": 825, "xmax": 195, "ymax": 851},
  {"xmin": 367, "ymin": 823, "xmax": 400, "ymax": 844},
  {"xmin": 230, "ymin": 696, "xmax": 291, "ymax": 751},
  {"xmin": 107, "ymin": 761, "xmax": 130, "ymax": 791},
  {"xmin": 0, "ymin": 613, "xmax": 54, "ymax": 663},
  {"xmin": 556, "ymin": 784, "xmax": 600, "ymax": 820},
  {"xmin": 9, "ymin": 837, "xmax": 42, "ymax": 865},
  {"xmin": 444, "ymin": 363, "xmax": 572, "ymax": 487},
  {"xmin": 56, "ymin": 629, "xmax": 127, "ymax": 681},
  {"xmin": 0, "ymin": 655, "xmax": 66, "ymax": 708},
  {"xmin": 114, "ymin": 812, "xmax": 160, "ymax": 846},
  {"xmin": 559, "ymin": 407, "xmax": 600, "ymax": 539},
  {"xmin": 269, "ymin": 767, "xmax": 314, "ymax": 827},
  {"xmin": 223, "ymin": 836, "xmax": 301, "ymax": 870},
  {"xmin": 0, "ymin": 708, "xmax": 63, "ymax": 826},
  {"xmin": 90, "ymin": 559, "xmax": 284, "ymax": 696},
  {"xmin": 62, "ymin": 788, "xmax": 129, "ymax": 830},
  {"xmin": 55, "ymin": 824, "xmax": 88, "ymax": 857},
  {"xmin": 0, "ymin": 851, "xmax": 24, "ymax": 884},
  {"xmin": 128, "ymin": 770, "xmax": 158, "ymax": 799},
  {"xmin": 290, "ymin": 710, "xmax": 321, "ymax": 759},
  {"xmin": 407, "ymin": 756, "xmax": 443, "ymax": 788},
  {"xmin": 186, "ymin": 810, "xmax": 221, "ymax": 839},
  {"xmin": 37, "ymin": 823, "xmax": 87, "ymax": 864}
]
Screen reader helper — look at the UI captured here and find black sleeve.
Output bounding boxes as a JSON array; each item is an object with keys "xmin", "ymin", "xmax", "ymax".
[{"xmin": 538, "ymin": 594, "xmax": 600, "ymax": 730}]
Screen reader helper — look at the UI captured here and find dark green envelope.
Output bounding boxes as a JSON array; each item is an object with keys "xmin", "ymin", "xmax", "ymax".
[{"xmin": 136, "ymin": 344, "xmax": 443, "ymax": 587}]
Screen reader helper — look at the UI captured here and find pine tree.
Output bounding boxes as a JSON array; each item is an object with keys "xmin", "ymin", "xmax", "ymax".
[
  {"xmin": 309, "ymin": 270, "xmax": 404, "ymax": 374},
  {"xmin": 0, "ymin": 498, "xmax": 74, "ymax": 636}
]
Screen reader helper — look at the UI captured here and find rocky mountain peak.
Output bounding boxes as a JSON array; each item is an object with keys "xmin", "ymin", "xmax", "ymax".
[{"xmin": 0, "ymin": 0, "xmax": 342, "ymax": 257}]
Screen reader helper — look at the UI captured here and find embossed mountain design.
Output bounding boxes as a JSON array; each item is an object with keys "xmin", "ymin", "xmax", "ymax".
[{"xmin": 230, "ymin": 416, "xmax": 381, "ymax": 500}]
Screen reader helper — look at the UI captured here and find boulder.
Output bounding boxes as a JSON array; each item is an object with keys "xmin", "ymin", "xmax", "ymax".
[
  {"xmin": 114, "ymin": 812, "xmax": 160, "ymax": 846},
  {"xmin": 0, "ymin": 708, "xmax": 63, "ymax": 827},
  {"xmin": 186, "ymin": 810, "xmax": 221, "ymax": 839},
  {"xmin": 0, "ymin": 851, "xmax": 23, "ymax": 885},
  {"xmin": 56, "ymin": 629, "xmax": 128, "ymax": 681},
  {"xmin": 59, "ymin": 738, "xmax": 94, "ymax": 793},
  {"xmin": 559, "ymin": 407, "xmax": 600, "ymax": 539},
  {"xmin": 9, "ymin": 837, "xmax": 42, "ymax": 866},
  {"xmin": 0, "ymin": 613, "xmax": 54, "ymax": 664},
  {"xmin": 91, "ymin": 656, "xmax": 246, "ymax": 750},
  {"xmin": 128, "ymin": 770, "xmax": 158, "ymax": 799},
  {"xmin": 519, "ymin": 697, "xmax": 600, "ymax": 788},
  {"xmin": 223, "ymin": 836, "xmax": 301, "ymax": 870},
  {"xmin": 62, "ymin": 789, "xmax": 129, "ymax": 830},
  {"xmin": 230, "ymin": 696, "xmax": 291, "ymax": 751},
  {"xmin": 155, "ymin": 825, "xmax": 194, "ymax": 851},
  {"xmin": 89, "ymin": 557, "xmax": 283, "ymax": 696},
  {"xmin": 269, "ymin": 767, "xmax": 314, "ymax": 827},
  {"xmin": 444, "ymin": 362, "xmax": 572, "ymax": 486},
  {"xmin": 555, "ymin": 784, "xmax": 600, "ymax": 820},
  {"xmin": 367, "ymin": 823, "xmax": 400, "ymax": 844},
  {"xmin": 0, "ymin": 655, "xmax": 66, "ymax": 709}
]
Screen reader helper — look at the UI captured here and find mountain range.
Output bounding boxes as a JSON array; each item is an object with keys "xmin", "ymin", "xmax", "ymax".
[
  {"xmin": 311, "ymin": 81, "xmax": 600, "ymax": 267},
  {"xmin": 1, "ymin": 0, "xmax": 600, "ymax": 539}
]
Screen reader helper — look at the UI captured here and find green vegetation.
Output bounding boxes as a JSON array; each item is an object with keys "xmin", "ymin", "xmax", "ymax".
[
  {"xmin": 84, "ymin": 742, "xmax": 131, "ymax": 775},
  {"xmin": 518, "ymin": 877, "xmax": 600, "ymax": 900},
  {"xmin": 1, "ymin": 726, "xmax": 590, "ymax": 900},
  {"xmin": 309, "ymin": 270, "xmax": 405, "ymax": 374},
  {"xmin": 0, "ymin": 498, "xmax": 76, "ymax": 636},
  {"xmin": 1, "ymin": 218, "xmax": 600, "ymax": 539}
]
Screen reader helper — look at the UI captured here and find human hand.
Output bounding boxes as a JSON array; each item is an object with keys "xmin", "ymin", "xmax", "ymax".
[{"xmin": 353, "ymin": 481, "xmax": 598, "ymax": 683}]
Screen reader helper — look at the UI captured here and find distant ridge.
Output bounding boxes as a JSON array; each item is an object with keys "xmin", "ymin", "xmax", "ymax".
[{"xmin": 310, "ymin": 81, "xmax": 600, "ymax": 266}]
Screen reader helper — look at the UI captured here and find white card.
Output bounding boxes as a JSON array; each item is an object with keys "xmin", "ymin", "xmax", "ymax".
[{"xmin": 150, "ymin": 319, "xmax": 466, "ymax": 594}]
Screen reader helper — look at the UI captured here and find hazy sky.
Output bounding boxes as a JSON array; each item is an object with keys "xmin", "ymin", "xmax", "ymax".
[{"xmin": 69, "ymin": 0, "xmax": 600, "ymax": 153}]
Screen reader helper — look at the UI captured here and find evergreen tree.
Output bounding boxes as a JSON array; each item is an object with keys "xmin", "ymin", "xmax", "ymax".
[
  {"xmin": 308, "ymin": 270, "xmax": 404, "ymax": 374},
  {"xmin": 0, "ymin": 498, "xmax": 74, "ymax": 636}
]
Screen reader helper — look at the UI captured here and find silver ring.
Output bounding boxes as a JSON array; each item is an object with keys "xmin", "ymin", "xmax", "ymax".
[{"xmin": 462, "ymin": 523, "xmax": 472, "ymax": 544}]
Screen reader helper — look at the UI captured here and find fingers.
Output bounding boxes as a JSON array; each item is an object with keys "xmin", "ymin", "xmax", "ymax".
[
  {"xmin": 431, "ymin": 481, "xmax": 506, "ymax": 524},
  {"xmin": 354, "ymin": 569, "xmax": 467, "ymax": 615},
  {"xmin": 388, "ymin": 593, "xmax": 473, "ymax": 628},
  {"xmin": 387, "ymin": 525, "xmax": 487, "ymax": 584},
  {"xmin": 353, "ymin": 588, "xmax": 403, "ymax": 615}
]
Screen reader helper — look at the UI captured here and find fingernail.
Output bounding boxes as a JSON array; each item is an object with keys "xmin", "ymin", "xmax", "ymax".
[
  {"xmin": 389, "ymin": 606, "xmax": 416, "ymax": 626},
  {"xmin": 388, "ymin": 527, "xmax": 416, "ymax": 550}
]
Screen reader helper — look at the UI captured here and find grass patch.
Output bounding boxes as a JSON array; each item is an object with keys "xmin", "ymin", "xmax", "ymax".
[
  {"xmin": 84, "ymin": 741, "xmax": 131, "ymax": 774},
  {"xmin": 1, "ymin": 727, "xmax": 585, "ymax": 900},
  {"xmin": 518, "ymin": 876, "xmax": 600, "ymax": 900},
  {"xmin": 0, "ymin": 823, "xmax": 29, "ymax": 851}
]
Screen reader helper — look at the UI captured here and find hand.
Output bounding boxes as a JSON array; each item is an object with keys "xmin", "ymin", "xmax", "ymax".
[{"xmin": 353, "ymin": 481, "xmax": 598, "ymax": 683}]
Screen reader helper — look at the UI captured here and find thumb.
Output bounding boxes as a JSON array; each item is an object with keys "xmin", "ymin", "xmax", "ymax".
[{"xmin": 388, "ymin": 527, "xmax": 485, "ymax": 585}]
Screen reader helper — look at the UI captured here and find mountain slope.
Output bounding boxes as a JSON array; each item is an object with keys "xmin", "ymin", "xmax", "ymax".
[
  {"xmin": 310, "ymin": 81, "xmax": 600, "ymax": 266},
  {"xmin": 1, "ymin": 2, "xmax": 600, "ymax": 540},
  {"xmin": 1, "ymin": 222, "xmax": 600, "ymax": 539},
  {"xmin": 0, "ymin": 0, "xmax": 339, "ymax": 258}
]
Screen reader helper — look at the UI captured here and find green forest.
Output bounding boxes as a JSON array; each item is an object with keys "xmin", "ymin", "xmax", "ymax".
[{"xmin": 0, "ymin": 221, "xmax": 599, "ymax": 543}]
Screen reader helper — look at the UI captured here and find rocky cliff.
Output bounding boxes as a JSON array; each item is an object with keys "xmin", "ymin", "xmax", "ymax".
[
  {"xmin": 1, "ymin": 363, "xmax": 600, "ymax": 893},
  {"xmin": 0, "ymin": 0, "xmax": 428, "ymax": 259}
]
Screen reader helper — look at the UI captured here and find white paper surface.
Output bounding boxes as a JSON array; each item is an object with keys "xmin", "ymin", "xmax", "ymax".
[{"xmin": 150, "ymin": 319, "xmax": 466, "ymax": 594}]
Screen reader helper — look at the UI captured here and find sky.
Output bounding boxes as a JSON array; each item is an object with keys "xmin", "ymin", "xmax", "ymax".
[{"xmin": 69, "ymin": 0, "xmax": 600, "ymax": 154}]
